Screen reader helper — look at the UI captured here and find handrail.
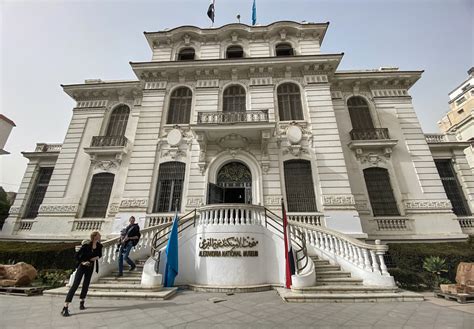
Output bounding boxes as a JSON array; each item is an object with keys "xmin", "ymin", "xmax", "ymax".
[
  {"xmin": 150, "ymin": 209, "xmax": 197, "ymax": 273},
  {"xmin": 289, "ymin": 220, "xmax": 390, "ymax": 275},
  {"xmin": 264, "ymin": 207, "xmax": 309, "ymax": 275}
]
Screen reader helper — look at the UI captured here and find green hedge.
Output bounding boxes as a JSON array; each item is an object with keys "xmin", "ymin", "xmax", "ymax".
[
  {"xmin": 387, "ymin": 237, "xmax": 474, "ymax": 291},
  {"xmin": 0, "ymin": 241, "xmax": 78, "ymax": 271}
]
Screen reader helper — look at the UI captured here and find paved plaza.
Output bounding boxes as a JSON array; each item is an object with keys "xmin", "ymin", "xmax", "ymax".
[{"xmin": 0, "ymin": 290, "xmax": 473, "ymax": 329}]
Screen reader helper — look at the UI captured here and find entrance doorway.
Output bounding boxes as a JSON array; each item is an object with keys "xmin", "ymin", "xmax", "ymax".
[{"xmin": 208, "ymin": 162, "xmax": 252, "ymax": 204}]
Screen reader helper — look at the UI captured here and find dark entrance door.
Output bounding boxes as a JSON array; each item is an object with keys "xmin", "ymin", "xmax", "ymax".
[
  {"xmin": 223, "ymin": 188, "xmax": 246, "ymax": 203},
  {"xmin": 207, "ymin": 162, "xmax": 252, "ymax": 204}
]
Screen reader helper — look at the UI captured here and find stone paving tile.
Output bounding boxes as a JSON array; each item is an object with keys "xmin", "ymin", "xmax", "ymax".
[{"xmin": 1, "ymin": 291, "xmax": 474, "ymax": 328}]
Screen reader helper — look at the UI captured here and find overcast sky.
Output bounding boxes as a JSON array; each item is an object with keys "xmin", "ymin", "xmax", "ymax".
[{"xmin": 0, "ymin": 0, "xmax": 473, "ymax": 193}]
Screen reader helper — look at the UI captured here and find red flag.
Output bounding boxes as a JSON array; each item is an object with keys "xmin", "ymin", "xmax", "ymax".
[{"xmin": 282, "ymin": 199, "xmax": 292, "ymax": 289}]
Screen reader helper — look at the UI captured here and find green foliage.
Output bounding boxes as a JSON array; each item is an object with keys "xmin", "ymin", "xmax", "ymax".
[
  {"xmin": 36, "ymin": 269, "xmax": 73, "ymax": 288},
  {"xmin": 387, "ymin": 238, "xmax": 474, "ymax": 291},
  {"xmin": 423, "ymin": 256, "xmax": 449, "ymax": 289},
  {"xmin": 0, "ymin": 187, "xmax": 11, "ymax": 230},
  {"xmin": 0, "ymin": 241, "xmax": 77, "ymax": 271}
]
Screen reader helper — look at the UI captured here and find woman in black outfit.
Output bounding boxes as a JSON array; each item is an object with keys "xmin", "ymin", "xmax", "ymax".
[{"xmin": 61, "ymin": 231, "xmax": 102, "ymax": 317}]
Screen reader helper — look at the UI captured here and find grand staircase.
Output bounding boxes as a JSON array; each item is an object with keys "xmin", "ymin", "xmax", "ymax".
[
  {"xmin": 45, "ymin": 205, "xmax": 423, "ymax": 303},
  {"xmin": 277, "ymin": 255, "xmax": 423, "ymax": 302},
  {"xmin": 44, "ymin": 259, "xmax": 177, "ymax": 300}
]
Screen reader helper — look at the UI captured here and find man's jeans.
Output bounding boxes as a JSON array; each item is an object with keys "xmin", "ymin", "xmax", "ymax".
[{"xmin": 118, "ymin": 241, "xmax": 135, "ymax": 274}]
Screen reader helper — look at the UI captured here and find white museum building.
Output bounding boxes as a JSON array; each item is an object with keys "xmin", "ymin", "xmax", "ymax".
[{"xmin": 2, "ymin": 21, "xmax": 474, "ymax": 297}]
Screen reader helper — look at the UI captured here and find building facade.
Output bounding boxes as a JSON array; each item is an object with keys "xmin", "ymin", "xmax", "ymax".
[
  {"xmin": 2, "ymin": 21, "xmax": 473, "ymax": 243},
  {"xmin": 438, "ymin": 67, "xmax": 474, "ymax": 169},
  {"xmin": 0, "ymin": 114, "xmax": 16, "ymax": 155}
]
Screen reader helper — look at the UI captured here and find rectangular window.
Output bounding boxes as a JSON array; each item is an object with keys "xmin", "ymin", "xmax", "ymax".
[
  {"xmin": 24, "ymin": 167, "xmax": 54, "ymax": 219},
  {"xmin": 284, "ymin": 160, "xmax": 317, "ymax": 212},
  {"xmin": 434, "ymin": 160, "xmax": 471, "ymax": 216},
  {"xmin": 83, "ymin": 173, "xmax": 115, "ymax": 218},
  {"xmin": 153, "ymin": 162, "xmax": 185, "ymax": 213},
  {"xmin": 363, "ymin": 168, "xmax": 400, "ymax": 216}
]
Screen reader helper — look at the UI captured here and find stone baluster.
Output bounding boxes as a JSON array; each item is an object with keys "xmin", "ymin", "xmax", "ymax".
[
  {"xmin": 328, "ymin": 235, "xmax": 334, "ymax": 253},
  {"xmin": 333, "ymin": 237, "xmax": 340, "ymax": 257},
  {"xmin": 342, "ymin": 241, "xmax": 349, "ymax": 259},
  {"xmin": 375, "ymin": 240, "xmax": 389, "ymax": 275},
  {"xmin": 370, "ymin": 250, "xmax": 380, "ymax": 273}
]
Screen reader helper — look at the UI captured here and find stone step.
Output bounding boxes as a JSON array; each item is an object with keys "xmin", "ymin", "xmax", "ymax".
[
  {"xmin": 111, "ymin": 271, "xmax": 142, "ymax": 277},
  {"xmin": 277, "ymin": 288, "xmax": 424, "ymax": 303},
  {"xmin": 316, "ymin": 271, "xmax": 352, "ymax": 278},
  {"xmin": 99, "ymin": 276, "xmax": 141, "ymax": 284},
  {"xmin": 88, "ymin": 283, "xmax": 162, "ymax": 292},
  {"xmin": 315, "ymin": 277, "xmax": 363, "ymax": 285},
  {"xmin": 291, "ymin": 285, "xmax": 400, "ymax": 294},
  {"xmin": 312, "ymin": 260, "xmax": 331, "ymax": 266},
  {"xmin": 44, "ymin": 286, "xmax": 177, "ymax": 300},
  {"xmin": 314, "ymin": 265, "xmax": 341, "ymax": 272}
]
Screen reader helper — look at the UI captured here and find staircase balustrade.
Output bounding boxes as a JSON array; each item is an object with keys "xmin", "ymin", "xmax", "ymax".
[
  {"xmin": 197, "ymin": 204, "xmax": 264, "ymax": 225},
  {"xmin": 289, "ymin": 220, "xmax": 390, "ymax": 276}
]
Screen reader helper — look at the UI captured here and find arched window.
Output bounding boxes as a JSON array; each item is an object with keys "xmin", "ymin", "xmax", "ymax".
[
  {"xmin": 277, "ymin": 83, "xmax": 303, "ymax": 121},
  {"xmin": 223, "ymin": 85, "xmax": 246, "ymax": 112},
  {"xmin": 106, "ymin": 105, "xmax": 130, "ymax": 136},
  {"xmin": 347, "ymin": 96, "xmax": 374, "ymax": 129},
  {"xmin": 363, "ymin": 168, "xmax": 399, "ymax": 216},
  {"xmin": 284, "ymin": 160, "xmax": 317, "ymax": 212},
  {"xmin": 83, "ymin": 173, "xmax": 115, "ymax": 218},
  {"xmin": 275, "ymin": 43, "xmax": 294, "ymax": 56},
  {"xmin": 153, "ymin": 162, "xmax": 185, "ymax": 213},
  {"xmin": 167, "ymin": 87, "xmax": 192, "ymax": 124},
  {"xmin": 226, "ymin": 45, "xmax": 244, "ymax": 58},
  {"xmin": 177, "ymin": 48, "xmax": 195, "ymax": 61}
]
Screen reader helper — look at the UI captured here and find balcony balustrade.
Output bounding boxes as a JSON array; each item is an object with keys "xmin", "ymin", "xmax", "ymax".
[
  {"xmin": 90, "ymin": 135, "xmax": 128, "ymax": 147},
  {"xmin": 350, "ymin": 128, "xmax": 390, "ymax": 140},
  {"xmin": 197, "ymin": 110, "xmax": 269, "ymax": 124}
]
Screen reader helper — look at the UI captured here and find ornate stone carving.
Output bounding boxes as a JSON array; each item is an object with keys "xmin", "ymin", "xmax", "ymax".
[
  {"xmin": 218, "ymin": 134, "xmax": 249, "ymax": 150},
  {"xmin": 186, "ymin": 198, "xmax": 204, "ymax": 207},
  {"xmin": 323, "ymin": 195, "xmax": 355, "ymax": 206},
  {"xmin": 265, "ymin": 196, "xmax": 281, "ymax": 206},
  {"xmin": 39, "ymin": 204, "xmax": 78, "ymax": 213},
  {"xmin": 120, "ymin": 199, "xmax": 148, "ymax": 208},
  {"xmin": 261, "ymin": 162, "xmax": 270, "ymax": 174},
  {"xmin": 404, "ymin": 200, "xmax": 452, "ymax": 211},
  {"xmin": 283, "ymin": 144, "xmax": 309, "ymax": 157},
  {"xmin": 91, "ymin": 157, "xmax": 121, "ymax": 171},
  {"xmin": 161, "ymin": 147, "xmax": 186, "ymax": 159},
  {"xmin": 108, "ymin": 203, "xmax": 119, "ymax": 215},
  {"xmin": 8, "ymin": 206, "xmax": 21, "ymax": 215}
]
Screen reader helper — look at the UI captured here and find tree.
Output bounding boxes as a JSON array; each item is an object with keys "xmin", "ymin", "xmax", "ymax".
[
  {"xmin": 423, "ymin": 256, "xmax": 449, "ymax": 289},
  {"xmin": 0, "ymin": 187, "xmax": 11, "ymax": 230}
]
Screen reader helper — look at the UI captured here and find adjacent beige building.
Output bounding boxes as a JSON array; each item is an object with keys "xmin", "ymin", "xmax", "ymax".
[{"xmin": 438, "ymin": 67, "xmax": 474, "ymax": 169}]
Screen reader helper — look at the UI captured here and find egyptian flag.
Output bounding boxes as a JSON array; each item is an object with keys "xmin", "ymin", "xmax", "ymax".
[
  {"xmin": 282, "ymin": 199, "xmax": 293, "ymax": 288},
  {"xmin": 207, "ymin": 0, "xmax": 215, "ymax": 23}
]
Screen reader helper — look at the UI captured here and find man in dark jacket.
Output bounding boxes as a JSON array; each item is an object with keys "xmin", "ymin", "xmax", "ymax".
[{"xmin": 117, "ymin": 216, "xmax": 141, "ymax": 276}]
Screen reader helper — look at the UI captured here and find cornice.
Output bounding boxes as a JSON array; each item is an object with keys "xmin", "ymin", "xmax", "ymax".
[
  {"xmin": 332, "ymin": 70, "xmax": 423, "ymax": 91},
  {"xmin": 131, "ymin": 54, "xmax": 343, "ymax": 81},
  {"xmin": 61, "ymin": 80, "xmax": 143, "ymax": 101},
  {"xmin": 144, "ymin": 21, "xmax": 329, "ymax": 50}
]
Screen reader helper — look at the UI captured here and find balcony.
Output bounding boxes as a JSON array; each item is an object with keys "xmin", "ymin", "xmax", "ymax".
[
  {"xmin": 425, "ymin": 133, "xmax": 470, "ymax": 151},
  {"xmin": 348, "ymin": 128, "xmax": 398, "ymax": 157},
  {"xmin": 197, "ymin": 110, "xmax": 269, "ymax": 124},
  {"xmin": 350, "ymin": 128, "xmax": 390, "ymax": 140},
  {"xmin": 22, "ymin": 143, "xmax": 62, "ymax": 160},
  {"xmin": 191, "ymin": 110, "xmax": 275, "ymax": 155},
  {"xmin": 84, "ymin": 135, "xmax": 129, "ymax": 157},
  {"xmin": 91, "ymin": 135, "xmax": 128, "ymax": 147}
]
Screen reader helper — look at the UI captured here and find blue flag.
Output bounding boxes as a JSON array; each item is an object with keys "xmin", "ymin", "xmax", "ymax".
[
  {"xmin": 252, "ymin": 0, "xmax": 257, "ymax": 25},
  {"xmin": 164, "ymin": 212, "xmax": 179, "ymax": 287}
]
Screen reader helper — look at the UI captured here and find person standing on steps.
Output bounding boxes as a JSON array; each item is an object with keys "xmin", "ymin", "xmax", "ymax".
[
  {"xmin": 61, "ymin": 231, "xmax": 102, "ymax": 317},
  {"xmin": 117, "ymin": 216, "xmax": 141, "ymax": 277}
]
